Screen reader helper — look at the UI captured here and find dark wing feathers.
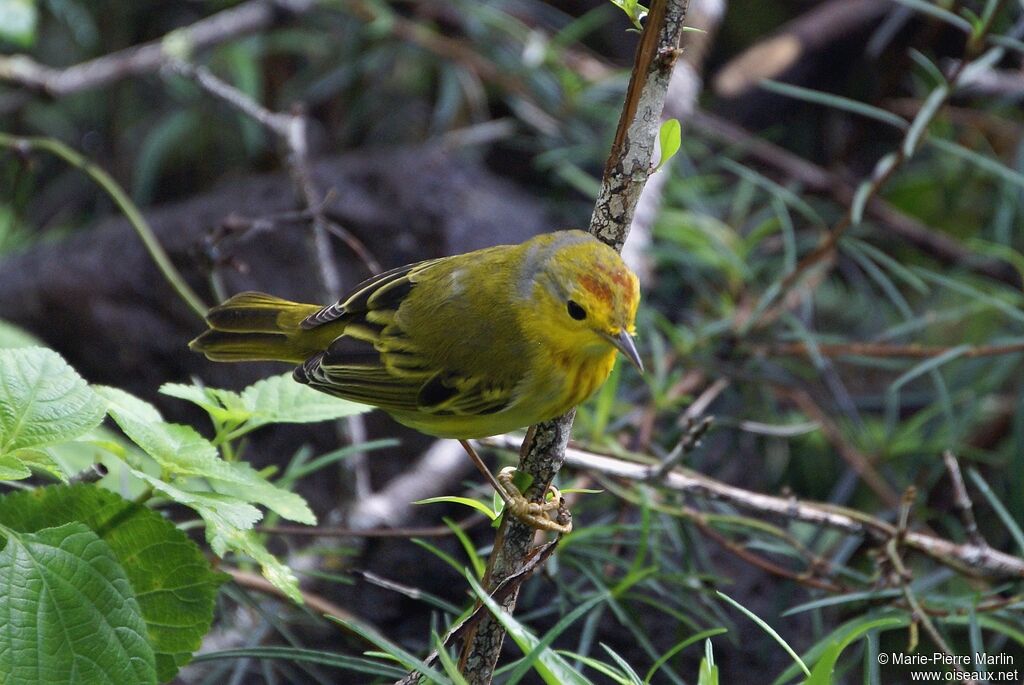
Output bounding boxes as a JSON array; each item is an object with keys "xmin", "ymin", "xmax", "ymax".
[
  {"xmin": 300, "ymin": 260, "xmax": 431, "ymax": 329},
  {"xmin": 293, "ymin": 257, "xmax": 519, "ymax": 417}
]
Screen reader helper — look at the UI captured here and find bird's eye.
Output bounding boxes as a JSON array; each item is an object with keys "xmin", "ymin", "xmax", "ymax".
[{"xmin": 567, "ymin": 300, "xmax": 587, "ymax": 321}]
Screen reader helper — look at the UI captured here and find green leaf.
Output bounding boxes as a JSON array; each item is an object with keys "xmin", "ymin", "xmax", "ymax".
[
  {"xmin": 0, "ymin": 0, "xmax": 38, "ymax": 46},
  {"xmin": 126, "ymin": 469, "xmax": 299, "ymax": 603},
  {"xmin": 759, "ymin": 80, "xmax": 909, "ymax": 130},
  {"xmin": 0, "ymin": 454, "xmax": 31, "ymax": 479},
  {"xmin": 414, "ymin": 495, "xmax": 498, "ymax": 520},
  {"xmin": 239, "ymin": 372, "xmax": 370, "ymax": 428},
  {"xmin": 0, "ymin": 348, "xmax": 106, "ymax": 469},
  {"xmin": 803, "ymin": 617, "xmax": 903, "ymax": 685},
  {"xmin": 159, "ymin": 382, "xmax": 249, "ymax": 425},
  {"xmin": 326, "ymin": 616, "xmax": 449, "ymax": 683},
  {"xmin": 467, "ymin": 573, "xmax": 593, "ymax": 685},
  {"xmin": 220, "ymin": 527, "xmax": 303, "ymax": 604},
  {"xmin": 0, "ymin": 319, "xmax": 41, "ymax": 349},
  {"xmin": 0, "ymin": 485, "xmax": 226, "ymax": 681},
  {"xmin": 98, "ymin": 387, "xmax": 315, "ymax": 524},
  {"xmin": 6, "ymin": 447, "xmax": 67, "ymax": 481},
  {"xmin": 608, "ymin": 0, "xmax": 648, "ymax": 30},
  {"xmin": 718, "ymin": 590, "xmax": 810, "ymax": 677},
  {"xmin": 0, "ymin": 521, "xmax": 157, "ymax": 684},
  {"xmin": 655, "ymin": 119, "xmax": 682, "ymax": 172},
  {"xmin": 130, "ymin": 469, "xmax": 263, "ymax": 534}
]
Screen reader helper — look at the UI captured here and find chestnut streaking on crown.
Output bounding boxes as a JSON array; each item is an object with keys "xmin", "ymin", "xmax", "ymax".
[{"xmin": 190, "ymin": 230, "xmax": 642, "ymax": 533}]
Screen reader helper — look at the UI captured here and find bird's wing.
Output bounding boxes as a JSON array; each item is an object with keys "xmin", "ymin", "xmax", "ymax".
[{"xmin": 296, "ymin": 258, "xmax": 518, "ymax": 417}]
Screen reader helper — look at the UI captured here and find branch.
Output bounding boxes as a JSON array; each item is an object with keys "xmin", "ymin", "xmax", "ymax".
[
  {"xmin": 622, "ymin": 0, "xmax": 725, "ymax": 281},
  {"xmin": 0, "ymin": 0, "xmax": 315, "ymax": 109},
  {"xmin": 458, "ymin": 2, "xmax": 691, "ymax": 681},
  {"xmin": 482, "ymin": 435, "xmax": 1024, "ymax": 578}
]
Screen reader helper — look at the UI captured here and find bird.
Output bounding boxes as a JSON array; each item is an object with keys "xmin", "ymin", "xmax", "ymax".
[{"xmin": 190, "ymin": 230, "xmax": 642, "ymax": 532}]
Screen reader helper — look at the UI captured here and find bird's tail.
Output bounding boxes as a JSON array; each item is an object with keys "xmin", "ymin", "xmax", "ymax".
[{"xmin": 189, "ymin": 292, "xmax": 333, "ymax": 363}]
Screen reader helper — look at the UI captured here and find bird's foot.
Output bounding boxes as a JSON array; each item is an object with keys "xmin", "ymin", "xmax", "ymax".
[{"xmin": 496, "ymin": 466, "xmax": 573, "ymax": 534}]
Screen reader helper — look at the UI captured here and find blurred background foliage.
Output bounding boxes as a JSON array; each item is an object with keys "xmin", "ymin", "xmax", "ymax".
[{"xmin": 3, "ymin": 0, "xmax": 1024, "ymax": 683}]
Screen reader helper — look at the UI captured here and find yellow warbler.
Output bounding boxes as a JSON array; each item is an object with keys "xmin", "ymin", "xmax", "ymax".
[{"xmin": 190, "ymin": 230, "xmax": 641, "ymax": 530}]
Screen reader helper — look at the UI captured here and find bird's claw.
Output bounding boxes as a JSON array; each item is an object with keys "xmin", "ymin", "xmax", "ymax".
[{"xmin": 496, "ymin": 466, "xmax": 573, "ymax": 534}]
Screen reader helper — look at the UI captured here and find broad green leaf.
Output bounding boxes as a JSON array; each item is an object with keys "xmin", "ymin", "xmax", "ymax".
[
  {"xmin": 239, "ymin": 373, "xmax": 370, "ymax": 428},
  {"xmin": 130, "ymin": 469, "xmax": 263, "ymax": 534},
  {"xmin": 0, "ymin": 0, "xmax": 38, "ymax": 46},
  {"xmin": 0, "ymin": 348, "xmax": 106, "ymax": 467},
  {"xmin": 0, "ymin": 521, "xmax": 156, "ymax": 684},
  {"xmin": 125, "ymin": 470, "xmax": 301, "ymax": 605},
  {"xmin": 97, "ymin": 387, "xmax": 315, "ymax": 524},
  {"xmin": 6, "ymin": 447, "xmax": 66, "ymax": 481},
  {"xmin": 0, "ymin": 485, "xmax": 226, "ymax": 681},
  {"xmin": 0, "ymin": 454, "xmax": 31, "ymax": 479},
  {"xmin": 0, "ymin": 320, "xmax": 41, "ymax": 349}
]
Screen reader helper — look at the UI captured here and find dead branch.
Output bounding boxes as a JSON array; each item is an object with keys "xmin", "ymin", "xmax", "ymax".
[
  {"xmin": 0, "ymin": 0, "xmax": 316, "ymax": 111},
  {"xmin": 482, "ymin": 435, "xmax": 1024, "ymax": 578}
]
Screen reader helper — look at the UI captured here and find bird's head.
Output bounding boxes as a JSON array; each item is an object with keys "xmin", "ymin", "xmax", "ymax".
[{"xmin": 521, "ymin": 231, "xmax": 642, "ymax": 371}]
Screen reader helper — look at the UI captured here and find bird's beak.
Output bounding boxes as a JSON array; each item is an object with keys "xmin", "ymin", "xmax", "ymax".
[{"xmin": 606, "ymin": 329, "xmax": 644, "ymax": 373}]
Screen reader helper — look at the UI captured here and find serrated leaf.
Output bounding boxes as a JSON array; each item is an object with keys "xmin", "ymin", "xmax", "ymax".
[
  {"xmin": 0, "ymin": 485, "xmax": 227, "ymax": 681},
  {"xmin": 0, "ymin": 454, "xmax": 31, "ymax": 479},
  {"xmin": 9, "ymin": 448, "xmax": 67, "ymax": 481},
  {"xmin": 159, "ymin": 382, "xmax": 251, "ymax": 425},
  {"xmin": 98, "ymin": 387, "xmax": 315, "ymax": 524},
  {"xmin": 131, "ymin": 469, "xmax": 263, "ymax": 535},
  {"xmin": 0, "ymin": 521, "xmax": 157, "ymax": 684},
  {"xmin": 0, "ymin": 348, "xmax": 106, "ymax": 467},
  {"xmin": 219, "ymin": 527, "xmax": 303, "ymax": 604},
  {"xmin": 240, "ymin": 373, "xmax": 370, "ymax": 428}
]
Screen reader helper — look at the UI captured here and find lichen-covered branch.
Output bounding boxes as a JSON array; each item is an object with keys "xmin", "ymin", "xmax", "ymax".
[
  {"xmin": 456, "ymin": 2, "xmax": 691, "ymax": 682},
  {"xmin": 482, "ymin": 435, "xmax": 1024, "ymax": 579}
]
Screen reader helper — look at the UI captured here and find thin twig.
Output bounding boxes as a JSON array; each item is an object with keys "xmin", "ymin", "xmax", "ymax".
[
  {"xmin": 882, "ymin": 490, "xmax": 970, "ymax": 678},
  {"xmin": 943, "ymin": 450, "xmax": 987, "ymax": 549},
  {"xmin": 784, "ymin": 388, "xmax": 901, "ymax": 507},
  {"xmin": 646, "ymin": 416, "xmax": 713, "ymax": 481},
  {"xmin": 224, "ymin": 566, "xmax": 360, "ymax": 624}
]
